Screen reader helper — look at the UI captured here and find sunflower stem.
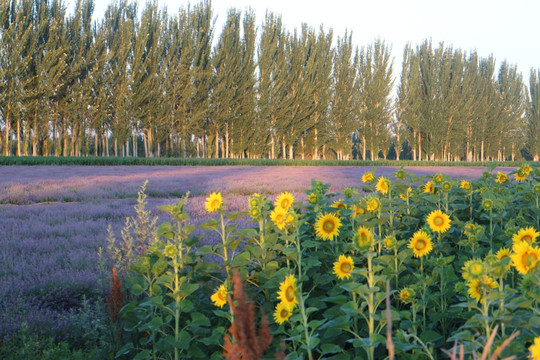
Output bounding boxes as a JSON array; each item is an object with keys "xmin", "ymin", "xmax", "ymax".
[
  {"xmin": 295, "ymin": 232, "xmax": 314, "ymax": 360},
  {"xmin": 366, "ymin": 249, "xmax": 375, "ymax": 360}
]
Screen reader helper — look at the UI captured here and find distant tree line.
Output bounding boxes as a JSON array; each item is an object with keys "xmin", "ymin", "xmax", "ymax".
[{"xmin": 0, "ymin": 0, "xmax": 539, "ymax": 160}]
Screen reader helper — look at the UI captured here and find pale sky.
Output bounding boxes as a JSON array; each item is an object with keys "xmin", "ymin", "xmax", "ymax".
[{"xmin": 68, "ymin": 0, "xmax": 540, "ymax": 79}]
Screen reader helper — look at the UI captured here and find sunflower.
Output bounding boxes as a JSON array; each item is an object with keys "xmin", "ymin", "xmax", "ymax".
[
  {"xmin": 333, "ymin": 255, "xmax": 354, "ymax": 280},
  {"xmin": 495, "ymin": 172, "xmax": 508, "ymax": 184},
  {"xmin": 460, "ymin": 180, "xmax": 472, "ymax": 192},
  {"xmin": 270, "ymin": 206, "xmax": 287, "ymax": 230},
  {"xmin": 496, "ymin": 248, "xmax": 511, "ymax": 260},
  {"xmin": 400, "ymin": 187, "xmax": 412, "ymax": 201},
  {"xmin": 331, "ymin": 200, "xmax": 348, "ymax": 209},
  {"xmin": 205, "ymin": 192, "xmax": 223, "ymax": 212},
  {"xmin": 351, "ymin": 205, "xmax": 365, "ymax": 219},
  {"xmin": 522, "ymin": 164, "xmax": 533, "ymax": 175},
  {"xmin": 249, "ymin": 207, "xmax": 261, "ymax": 219},
  {"xmin": 464, "ymin": 223, "xmax": 477, "ymax": 237},
  {"xmin": 277, "ymin": 275, "xmax": 298, "ymax": 309},
  {"xmin": 394, "ymin": 168, "xmax": 406, "ymax": 180},
  {"xmin": 514, "ymin": 171, "xmax": 527, "ymax": 182},
  {"xmin": 375, "ymin": 177, "xmax": 390, "ymax": 195},
  {"xmin": 362, "ymin": 172, "xmax": 374, "ymax": 183},
  {"xmin": 356, "ymin": 226, "xmax": 373, "ymax": 249},
  {"xmin": 423, "ymin": 181, "xmax": 435, "ymax": 194},
  {"xmin": 530, "ymin": 337, "xmax": 540, "ymax": 360},
  {"xmin": 482, "ymin": 199, "xmax": 494, "ymax": 211},
  {"xmin": 275, "ymin": 192, "xmax": 294, "ymax": 211},
  {"xmin": 433, "ymin": 174, "xmax": 443, "ymax": 183},
  {"xmin": 383, "ymin": 235, "xmax": 397, "ymax": 250},
  {"xmin": 308, "ymin": 193, "xmax": 317, "ymax": 204},
  {"xmin": 273, "ymin": 302, "xmax": 293, "ymax": 325},
  {"xmin": 426, "ymin": 209, "xmax": 451, "ymax": 233},
  {"xmin": 512, "ymin": 226, "xmax": 539, "ymax": 247},
  {"xmin": 210, "ymin": 284, "xmax": 228, "ymax": 308},
  {"xmin": 408, "ymin": 230, "xmax": 433, "ymax": 258},
  {"xmin": 164, "ymin": 244, "xmax": 178, "ymax": 258},
  {"xmin": 535, "ymin": 183, "xmax": 540, "ymax": 195},
  {"xmin": 399, "ymin": 288, "xmax": 415, "ymax": 304},
  {"xmin": 467, "ymin": 276, "xmax": 498, "ymax": 303},
  {"xmin": 461, "ymin": 258, "xmax": 486, "ymax": 280},
  {"xmin": 248, "ymin": 195, "xmax": 261, "ymax": 209},
  {"xmin": 511, "ymin": 242, "xmax": 540, "ymax": 275},
  {"xmin": 366, "ymin": 198, "xmax": 380, "ymax": 212},
  {"xmin": 315, "ymin": 212, "xmax": 341, "ymax": 241},
  {"xmin": 441, "ymin": 181, "xmax": 452, "ymax": 192}
]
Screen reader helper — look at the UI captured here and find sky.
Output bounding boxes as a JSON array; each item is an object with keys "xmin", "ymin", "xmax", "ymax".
[{"xmin": 67, "ymin": 0, "xmax": 540, "ymax": 79}]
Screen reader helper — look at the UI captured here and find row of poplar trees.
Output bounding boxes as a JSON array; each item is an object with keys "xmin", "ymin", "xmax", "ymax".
[{"xmin": 1, "ymin": 0, "xmax": 539, "ymax": 160}]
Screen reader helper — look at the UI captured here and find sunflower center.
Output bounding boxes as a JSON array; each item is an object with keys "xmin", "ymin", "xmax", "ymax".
[
  {"xmin": 285, "ymin": 286, "xmax": 295, "ymax": 302},
  {"xmin": 522, "ymin": 235, "xmax": 532, "ymax": 243},
  {"xmin": 434, "ymin": 216, "xmax": 444, "ymax": 226},
  {"xmin": 281, "ymin": 199, "xmax": 290, "ymax": 208},
  {"xmin": 280, "ymin": 309, "xmax": 289, "ymax": 318},
  {"xmin": 341, "ymin": 262, "xmax": 352, "ymax": 273},
  {"xmin": 523, "ymin": 252, "xmax": 537, "ymax": 267},
  {"xmin": 415, "ymin": 239, "xmax": 426, "ymax": 250},
  {"xmin": 323, "ymin": 220, "xmax": 335, "ymax": 232},
  {"xmin": 211, "ymin": 200, "xmax": 220, "ymax": 208},
  {"xmin": 470, "ymin": 264, "xmax": 483, "ymax": 275},
  {"xmin": 276, "ymin": 214, "xmax": 284, "ymax": 223},
  {"xmin": 218, "ymin": 291, "xmax": 226, "ymax": 302},
  {"xmin": 400, "ymin": 291, "xmax": 409, "ymax": 299}
]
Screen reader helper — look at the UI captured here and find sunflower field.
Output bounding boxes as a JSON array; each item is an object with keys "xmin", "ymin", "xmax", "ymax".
[{"xmin": 110, "ymin": 164, "xmax": 540, "ymax": 360}]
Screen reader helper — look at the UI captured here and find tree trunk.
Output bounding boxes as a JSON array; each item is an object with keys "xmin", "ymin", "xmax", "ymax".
[
  {"xmin": 362, "ymin": 135, "xmax": 366, "ymax": 160},
  {"xmin": 481, "ymin": 140, "xmax": 484, "ymax": 162},
  {"xmin": 4, "ymin": 110, "xmax": 10, "ymax": 156},
  {"xmin": 271, "ymin": 135, "xmax": 275, "ymax": 159},
  {"xmin": 282, "ymin": 136, "xmax": 286, "ymax": 159},
  {"xmin": 418, "ymin": 132, "xmax": 422, "ymax": 161},
  {"xmin": 301, "ymin": 136, "xmax": 305, "ymax": 160},
  {"xmin": 215, "ymin": 130, "xmax": 219, "ymax": 159},
  {"xmin": 225, "ymin": 124, "xmax": 229, "ymax": 159},
  {"xmin": 289, "ymin": 144, "xmax": 294, "ymax": 160},
  {"xmin": 16, "ymin": 118, "xmax": 21, "ymax": 156},
  {"xmin": 314, "ymin": 128, "xmax": 319, "ymax": 160}
]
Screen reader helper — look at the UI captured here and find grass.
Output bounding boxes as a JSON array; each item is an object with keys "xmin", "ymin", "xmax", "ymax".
[{"xmin": 1, "ymin": 155, "xmax": 538, "ymax": 167}]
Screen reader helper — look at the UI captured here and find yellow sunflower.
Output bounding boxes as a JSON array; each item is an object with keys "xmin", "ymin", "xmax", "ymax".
[
  {"xmin": 210, "ymin": 284, "xmax": 228, "ymax": 308},
  {"xmin": 362, "ymin": 172, "xmax": 374, "ymax": 183},
  {"xmin": 426, "ymin": 209, "xmax": 451, "ymax": 233},
  {"xmin": 408, "ymin": 230, "xmax": 433, "ymax": 258},
  {"xmin": 333, "ymin": 255, "xmax": 354, "ymax": 280},
  {"xmin": 433, "ymin": 174, "xmax": 443, "ymax": 183},
  {"xmin": 331, "ymin": 200, "xmax": 348, "ymax": 209},
  {"xmin": 270, "ymin": 206, "xmax": 287, "ymax": 230},
  {"xmin": 366, "ymin": 198, "xmax": 380, "ymax": 212},
  {"xmin": 495, "ymin": 172, "xmax": 508, "ymax": 184},
  {"xmin": 514, "ymin": 171, "xmax": 527, "ymax": 182},
  {"xmin": 249, "ymin": 207, "xmax": 261, "ymax": 219},
  {"xmin": 511, "ymin": 242, "xmax": 540, "ymax": 275},
  {"xmin": 375, "ymin": 176, "xmax": 390, "ymax": 195},
  {"xmin": 315, "ymin": 212, "xmax": 341, "ymax": 241},
  {"xmin": 356, "ymin": 226, "xmax": 373, "ymax": 249},
  {"xmin": 512, "ymin": 227, "xmax": 539, "ymax": 247},
  {"xmin": 460, "ymin": 180, "xmax": 472, "ymax": 192},
  {"xmin": 467, "ymin": 276, "xmax": 498, "ymax": 303},
  {"xmin": 530, "ymin": 337, "xmax": 540, "ymax": 360},
  {"xmin": 400, "ymin": 187, "xmax": 412, "ymax": 201},
  {"xmin": 461, "ymin": 258, "xmax": 486, "ymax": 280},
  {"xmin": 399, "ymin": 288, "xmax": 415, "ymax": 304},
  {"xmin": 205, "ymin": 192, "xmax": 223, "ymax": 213},
  {"xmin": 273, "ymin": 302, "xmax": 293, "ymax": 325},
  {"xmin": 383, "ymin": 236, "xmax": 397, "ymax": 250},
  {"xmin": 424, "ymin": 181, "xmax": 435, "ymax": 194},
  {"xmin": 277, "ymin": 275, "xmax": 298, "ymax": 309},
  {"xmin": 522, "ymin": 164, "xmax": 533, "ymax": 175},
  {"xmin": 308, "ymin": 193, "xmax": 317, "ymax": 204},
  {"xmin": 464, "ymin": 223, "xmax": 477, "ymax": 237},
  {"xmin": 351, "ymin": 205, "xmax": 365, "ymax": 219},
  {"xmin": 496, "ymin": 248, "xmax": 511, "ymax": 260},
  {"xmin": 482, "ymin": 199, "xmax": 494, "ymax": 211},
  {"xmin": 248, "ymin": 194, "xmax": 261, "ymax": 208},
  {"xmin": 275, "ymin": 192, "xmax": 294, "ymax": 211}
]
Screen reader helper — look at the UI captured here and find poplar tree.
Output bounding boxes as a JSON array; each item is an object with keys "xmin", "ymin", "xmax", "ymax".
[{"xmin": 527, "ymin": 69, "xmax": 540, "ymax": 161}]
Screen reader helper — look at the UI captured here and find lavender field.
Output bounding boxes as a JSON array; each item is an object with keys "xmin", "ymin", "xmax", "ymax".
[{"xmin": 0, "ymin": 165, "xmax": 512, "ymax": 343}]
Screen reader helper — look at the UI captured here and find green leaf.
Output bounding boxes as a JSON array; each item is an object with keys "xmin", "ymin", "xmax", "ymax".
[
  {"xmin": 115, "ymin": 342, "xmax": 134, "ymax": 358},
  {"xmin": 157, "ymin": 222, "xmax": 174, "ymax": 239},
  {"xmin": 132, "ymin": 350, "xmax": 152, "ymax": 360},
  {"xmin": 420, "ymin": 330, "xmax": 442, "ymax": 343},
  {"xmin": 191, "ymin": 311, "xmax": 211, "ymax": 327},
  {"xmin": 199, "ymin": 219, "xmax": 219, "ymax": 231}
]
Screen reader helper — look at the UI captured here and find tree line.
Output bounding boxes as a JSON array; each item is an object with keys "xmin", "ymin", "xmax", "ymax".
[{"xmin": 1, "ymin": 0, "xmax": 538, "ymax": 161}]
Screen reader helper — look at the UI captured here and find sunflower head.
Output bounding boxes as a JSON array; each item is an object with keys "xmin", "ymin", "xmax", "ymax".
[
  {"xmin": 277, "ymin": 275, "xmax": 298, "ymax": 309},
  {"xmin": 441, "ymin": 181, "xmax": 452, "ymax": 192},
  {"xmin": 164, "ymin": 244, "xmax": 178, "ymax": 258},
  {"xmin": 211, "ymin": 284, "xmax": 228, "ymax": 308},
  {"xmin": 514, "ymin": 171, "xmax": 527, "ymax": 182},
  {"xmin": 249, "ymin": 207, "xmax": 261, "ymax": 219},
  {"xmin": 399, "ymin": 287, "xmax": 416, "ymax": 304},
  {"xmin": 529, "ymin": 337, "xmax": 540, "ymax": 360},
  {"xmin": 511, "ymin": 242, "xmax": 540, "ymax": 275},
  {"xmin": 423, "ymin": 181, "xmax": 436, "ymax": 194},
  {"xmin": 426, "ymin": 209, "xmax": 451, "ymax": 233},
  {"xmin": 343, "ymin": 187, "xmax": 356, "ymax": 199},
  {"xmin": 394, "ymin": 168, "xmax": 406, "ymax": 180},
  {"xmin": 496, "ymin": 248, "xmax": 511, "ymax": 261},
  {"xmin": 274, "ymin": 302, "xmax": 293, "ymax": 325},
  {"xmin": 512, "ymin": 227, "xmax": 539, "ymax": 247},
  {"xmin": 205, "ymin": 192, "xmax": 223, "ymax": 213},
  {"xmin": 351, "ymin": 205, "xmax": 366, "ymax": 219},
  {"xmin": 464, "ymin": 223, "xmax": 478, "ymax": 237},
  {"xmin": 467, "ymin": 276, "xmax": 498, "ymax": 304},
  {"xmin": 331, "ymin": 200, "xmax": 348, "ymax": 210},
  {"xmin": 495, "ymin": 172, "xmax": 508, "ymax": 184},
  {"xmin": 366, "ymin": 197, "xmax": 380, "ymax": 212},
  {"xmin": 482, "ymin": 198, "xmax": 494, "ymax": 211},
  {"xmin": 315, "ymin": 213, "xmax": 341, "ymax": 241},
  {"xmin": 433, "ymin": 174, "xmax": 443, "ymax": 183},
  {"xmin": 383, "ymin": 235, "xmax": 397, "ymax": 250},
  {"xmin": 270, "ymin": 206, "xmax": 287, "ymax": 230},
  {"xmin": 461, "ymin": 258, "xmax": 486, "ymax": 280},
  {"xmin": 362, "ymin": 172, "xmax": 375, "ymax": 183},
  {"xmin": 521, "ymin": 164, "xmax": 533, "ymax": 175},
  {"xmin": 333, "ymin": 255, "xmax": 355, "ymax": 280},
  {"xmin": 275, "ymin": 192, "xmax": 294, "ymax": 211},
  {"xmin": 460, "ymin": 180, "xmax": 472, "ymax": 192},
  {"xmin": 356, "ymin": 226, "xmax": 373, "ymax": 250},
  {"xmin": 534, "ymin": 183, "xmax": 540, "ymax": 195},
  {"xmin": 308, "ymin": 193, "xmax": 317, "ymax": 204},
  {"xmin": 408, "ymin": 230, "xmax": 433, "ymax": 258},
  {"xmin": 375, "ymin": 177, "xmax": 390, "ymax": 195},
  {"xmin": 248, "ymin": 194, "xmax": 261, "ymax": 209}
]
